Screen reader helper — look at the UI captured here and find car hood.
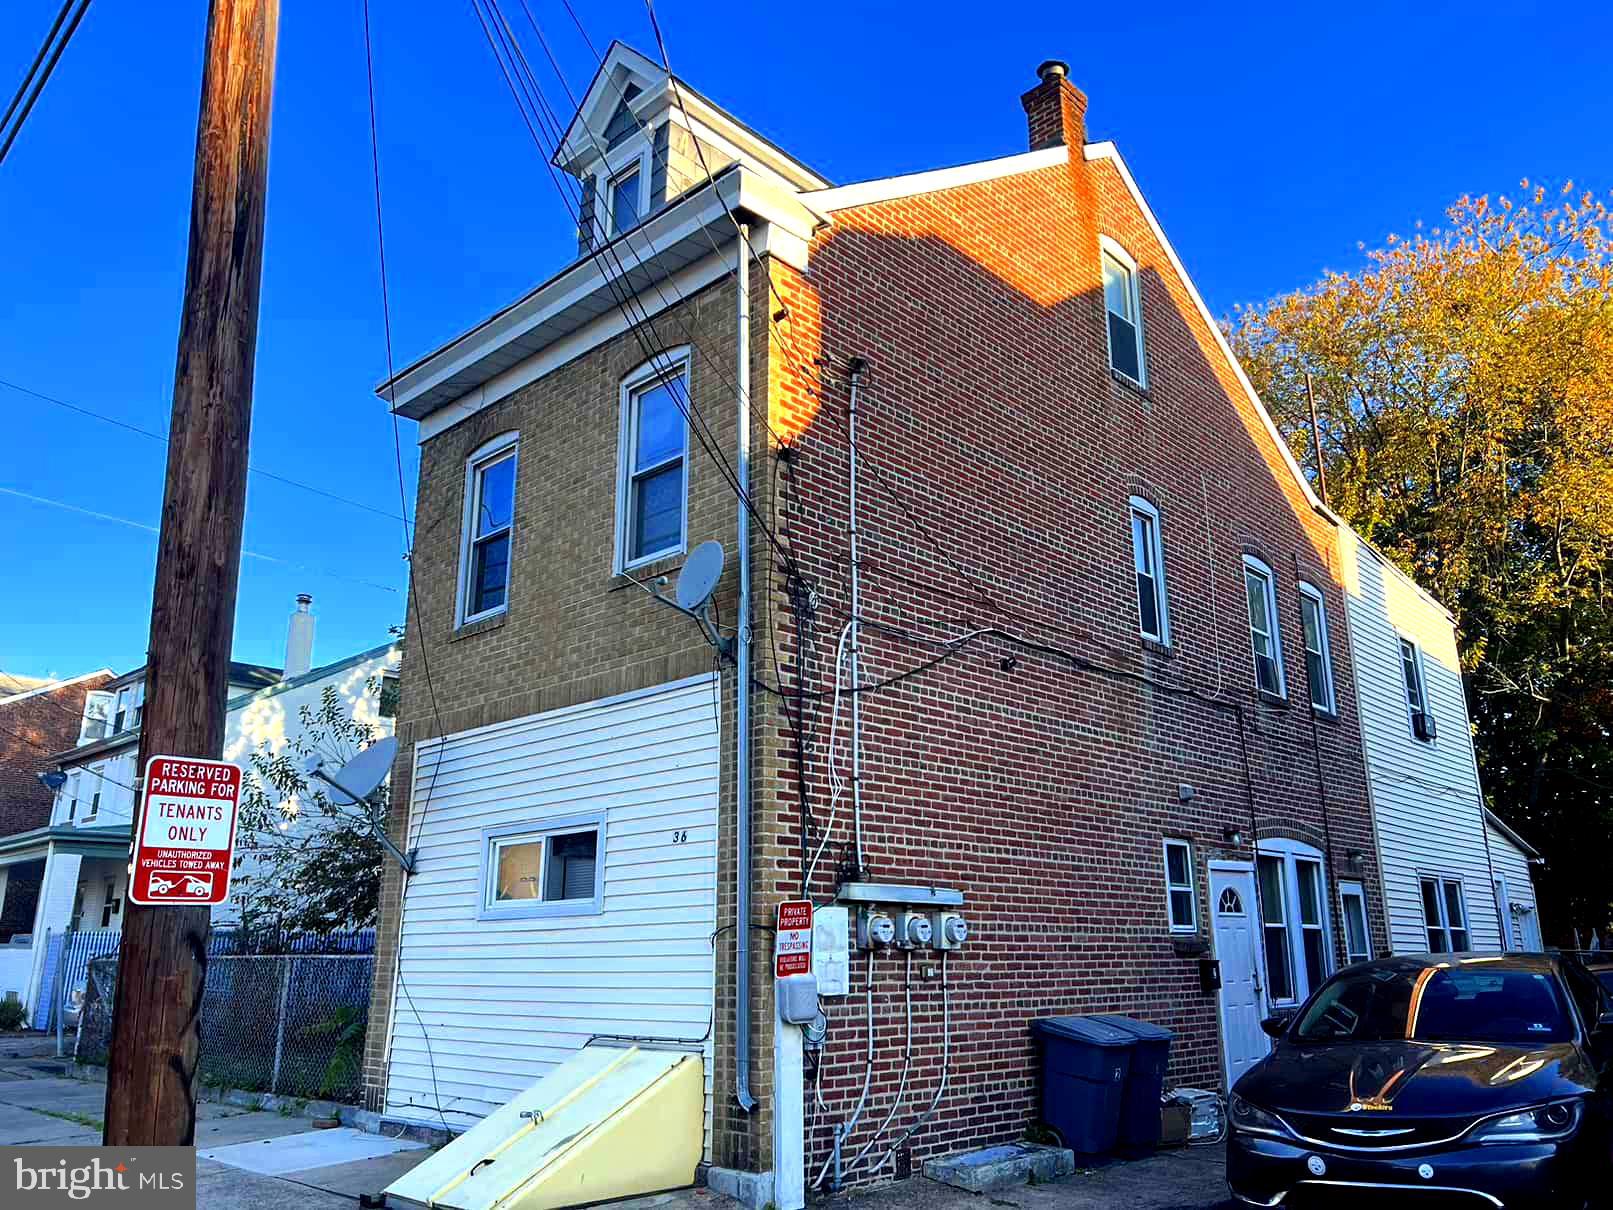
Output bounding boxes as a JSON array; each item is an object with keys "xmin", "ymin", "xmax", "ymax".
[{"xmin": 1236, "ymin": 1040, "xmax": 1594, "ymax": 1117}]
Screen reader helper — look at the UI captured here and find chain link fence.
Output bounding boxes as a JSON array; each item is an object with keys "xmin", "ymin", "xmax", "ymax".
[{"xmin": 75, "ymin": 930, "xmax": 375, "ymax": 1104}]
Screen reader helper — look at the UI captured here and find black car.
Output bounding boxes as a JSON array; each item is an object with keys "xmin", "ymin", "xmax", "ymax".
[{"xmin": 1227, "ymin": 953, "xmax": 1613, "ymax": 1208}]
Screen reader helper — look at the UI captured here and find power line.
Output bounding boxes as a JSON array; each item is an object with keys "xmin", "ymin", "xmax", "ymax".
[
  {"xmin": 0, "ymin": 0, "xmax": 92, "ymax": 168},
  {"xmin": 2, "ymin": 376, "xmax": 404, "ymax": 523},
  {"xmin": 0, "ymin": 485, "xmax": 400, "ymax": 594}
]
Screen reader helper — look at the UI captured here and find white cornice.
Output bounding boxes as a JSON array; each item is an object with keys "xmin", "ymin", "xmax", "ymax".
[{"xmin": 803, "ymin": 145, "xmax": 1067, "ymax": 213}]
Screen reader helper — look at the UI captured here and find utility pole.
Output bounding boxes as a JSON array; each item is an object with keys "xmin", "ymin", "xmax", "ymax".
[{"xmin": 103, "ymin": 0, "xmax": 278, "ymax": 1148}]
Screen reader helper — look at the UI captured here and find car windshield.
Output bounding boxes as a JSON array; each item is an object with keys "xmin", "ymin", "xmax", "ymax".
[{"xmin": 1294, "ymin": 965, "xmax": 1574, "ymax": 1046}]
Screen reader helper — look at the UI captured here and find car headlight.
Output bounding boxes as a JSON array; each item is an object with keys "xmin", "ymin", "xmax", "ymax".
[
  {"xmin": 1468, "ymin": 1100, "xmax": 1583, "ymax": 1144},
  {"xmin": 1229, "ymin": 1094, "xmax": 1287, "ymax": 1138}
]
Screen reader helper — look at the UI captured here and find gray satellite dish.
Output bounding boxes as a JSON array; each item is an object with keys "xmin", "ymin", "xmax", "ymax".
[
  {"xmin": 676, "ymin": 540, "xmax": 725, "ymax": 611},
  {"xmin": 303, "ymin": 737, "xmax": 414, "ymax": 872},
  {"xmin": 305, "ymin": 736, "xmax": 398, "ymax": 805}
]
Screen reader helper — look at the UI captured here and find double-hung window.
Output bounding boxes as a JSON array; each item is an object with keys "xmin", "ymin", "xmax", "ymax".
[
  {"xmin": 1339, "ymin": 881, "xmax": 1371, "ymax": 965},
  {"xmin": 1163, "ymin": 839, "xmax": 1195, "ymax": 932},
  {"xmin": 609, "ymin": 165, "xmax": 641, "ymax": 236},
  {"xmin": 1100, "ymin": 238, "xmax": 1146, "ymax": 386},
  {"xmin": 1297, "ymin": 584, "xmax": 1335, "ymax": 714},
  {"xmin": 1421, "ymin": 876, "xmax": 1470, "ymax": 952},
  {"xmin": 1243, "ymin": 556, "xmax": 1285, "ymax": 697},
  {"xmin": 1400, "ymin": 638, "xmax": 1435, "ymax": 741},
  {"xmin": 111, "ymin": 681, "xmax": 144, "ymax": 734},
  {"xmin": 479, "ymin": 813, "xmax": 605, "ymax": 920},
  {"xmin": 1258, "ymin": 841, "xmax": 1334, "ymax": 1004},
  {"xmin": 618, "ymin": 352, "xmax": 690, "ymax": 569},
  {"xmin": 1129, "ymin": 497, "xmax": 1169, "ymax": 644},
  {"xmin": 460, "ymin": 436, "xmax": 518, "ymax": 624}
]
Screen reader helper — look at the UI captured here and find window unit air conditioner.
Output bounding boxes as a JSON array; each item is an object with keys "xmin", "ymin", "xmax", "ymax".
[{"xmin": 1412, "ymin": 711, "xmax": 1437, "ymax": 742}]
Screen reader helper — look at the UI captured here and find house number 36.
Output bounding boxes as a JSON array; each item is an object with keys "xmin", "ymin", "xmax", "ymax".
[{"xmin": 671, "ymin": 829, "xmax": 688, "ymax": 844}]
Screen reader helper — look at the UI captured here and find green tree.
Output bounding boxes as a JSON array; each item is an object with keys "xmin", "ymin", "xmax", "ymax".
[
  {"xmin": 1231, "ymin": 181, "xmax": 1613, "ymax": 944},
  {"xmin": 233, "ymin": 682, "xmax": 390, "ymax": 933}
]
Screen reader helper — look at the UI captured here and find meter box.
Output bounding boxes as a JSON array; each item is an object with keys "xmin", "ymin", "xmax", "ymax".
[{"xmin": 814, "ymin": 905, "xmax": 851, "ymax": 996}]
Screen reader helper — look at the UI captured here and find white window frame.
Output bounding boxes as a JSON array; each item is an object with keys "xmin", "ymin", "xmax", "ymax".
[
  {"xmin": 593, "ymin": 139, "xmax": 654, "ymax": 243},
  {"xmin": 1128, "ymin": 496, "xmax": 1170, "ymax": 645},
  {"xmin": 1099, "ymin": 235, "xmax": 1147, "ymax": 388},
  {"xmin": 1399, "ymin": 636, "xmax": 1434, "ymax": 742},
  {"xmin": 1242, "ymin": 555, "xmax": 1286, "ymax": 699},
  {"xmin": 1493, "ymin": 876, "xmax": 1513, "ymax": 951},
  {"xmin": 615, "ymin": 349, "xmax": 692, "ymax": 572},
  {"xmin": 83, "ymin": 763, "xmax": 105, "ymax": 822},
  {"xmin": 1420, "ymin": 874, "xmax": 1470, "ymax": 952},
  {"xmin": 1162, "ymin": 838, "xmax": 1196, "ymax": 933},
  {"xmin": 477, "ymin": 811, "xmax": 606, "ymax": 921},
  {"xmin": 62, "ymin": 770, "xmax": 81, "ymax": 823},
  {"xmin": 1338, "ymin": 879, "xmax": 1371, "ymax": 965},
  {"xmin": 1297, "ymin": 582, "xmax": 1336, "ymax": 715},
  {"xmin": 1255, "ymin": 839, "xmax": 1333, "ymax": 1005},
  {"xmin": 456, "ymin": 432, "xmax": 520, "ymax": 627}
]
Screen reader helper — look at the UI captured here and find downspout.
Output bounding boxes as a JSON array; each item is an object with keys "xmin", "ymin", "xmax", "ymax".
[{"xmin": 734, "ymin": 224, "xmax": 757, "ymax": 1114}]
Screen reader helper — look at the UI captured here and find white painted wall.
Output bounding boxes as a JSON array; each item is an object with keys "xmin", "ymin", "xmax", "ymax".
[
  {"xmin": 1487, "ymin": 821, "xmax": 1545, "ymax": 950},
  {"xmin": 24, "ymin": 850, "xmax": 81, "ymax": 1012},
  {"xmin": 0, "ymin": 946, "xmax": 30, "ymax": 1004},
  {"xmin": 1339, "ymin": 528, "xmax": 1503, "ymax": 954},
  {"xmin": 384, "ymin": 676, "xmax": 719, "ymax": 1147}
]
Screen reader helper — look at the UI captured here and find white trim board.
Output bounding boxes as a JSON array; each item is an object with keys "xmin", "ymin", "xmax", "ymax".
[{"xmin": 803, "ymin": 145, "xmax": 1067, "ymax": 213}]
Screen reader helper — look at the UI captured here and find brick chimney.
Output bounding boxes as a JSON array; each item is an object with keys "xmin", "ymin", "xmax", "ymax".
[{"xmin": 1021, "ymin": 59, "xmax": 1087, "ymax": 151}]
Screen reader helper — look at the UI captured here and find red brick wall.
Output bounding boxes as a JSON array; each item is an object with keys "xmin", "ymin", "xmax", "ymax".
[
  {"xmin": 0, "ymin": 676, "xmax": 111, "ymax": 837},
  {"xmin": 755, "ymin": 108, "xmax": 1383, "ymax": 1184}
]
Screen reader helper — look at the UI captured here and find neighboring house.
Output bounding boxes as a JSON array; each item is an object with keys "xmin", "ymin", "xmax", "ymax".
[
  {"xmin": 365, "ymin": 47, "xmax": 1397, "ymax": 1202},
  {"xmin": 1336, "ymin": 527, "xmax": 1514, "ymax": 956},
  {"xmin": 1486, "ymin": 808, "xmax": 1546, "ymax": 950},
  {"xmin": 0, "ymin": 669, "xmax": 115, "ymax": 1003},
  {"xmin": 2, "ymin": 596, "xmax": 398, "ymax": 1022}
]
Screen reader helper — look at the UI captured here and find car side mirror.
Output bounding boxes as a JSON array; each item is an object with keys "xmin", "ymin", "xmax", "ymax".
[
  {"xmin": 1261, "ymin": 1012, "xmax": 1295, "ymax": 1039},
  {"xmin": 1596, "ymin": 1009, "xmax": 1613, "ymax": 1035}
]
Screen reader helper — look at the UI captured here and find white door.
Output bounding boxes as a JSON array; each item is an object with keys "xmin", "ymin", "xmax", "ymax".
[{"xmin": 1211, "ymin": 865, "xmax": 1268, "ymax": 1087}]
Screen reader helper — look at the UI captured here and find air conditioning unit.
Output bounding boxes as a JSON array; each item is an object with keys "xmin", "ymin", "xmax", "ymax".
[{"xmin": 1412, "ymin": 711, "xmax": 1437, "ymax": 742}]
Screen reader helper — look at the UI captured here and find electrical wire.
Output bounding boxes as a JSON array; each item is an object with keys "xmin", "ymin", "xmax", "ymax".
[
  {"xmin": 872, "ymin": 950, "xmax": 950, "ymax": 1173},
  {"xmin": 848, "ymin": 949, "xmax": 913, "ymax": 1173},
  {"xmin": 2, "ymin": 376, "xmax": 405, "ymax": 522},
  {"xmin": 0, "ymin": 0, "xmax": 92, "ymax": 169},
  {"xmin": 811, "ymin": 947, "xmax": 878, "ymax": 1191}
]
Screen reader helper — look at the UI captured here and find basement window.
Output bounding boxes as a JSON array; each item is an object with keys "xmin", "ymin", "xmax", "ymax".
[
  {"xmin": 1100, "ymin": 237, "xmax": 1146, "ymax": 387},
  {"xmin": 1129, "ymin": 497, "xmax": 1170, "ymax": 644},
  {"xmin": 617, "ymin": 351, "xmax": 690, "ymax": 569},
  {"xmin": 480, "ymin": 813, "xmax": 605, "ymax": 920},
  {"xmin": 1243, "ymin": 556, "xmax": 1286, "ymax": 698},
  {"xmin": 1163, "ymin": 839, "xmax": 1195, "ymax": 933},
  {"xmin": 458, "ymin": 434, "xmax": 518, "ymax": 625}
]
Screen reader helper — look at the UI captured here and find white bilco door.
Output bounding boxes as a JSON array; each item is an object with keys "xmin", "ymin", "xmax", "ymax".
[
  {"xmin": 384, "ymin": 676, "xmax": 719, "ymax": 1151},
  {"xmin": 1210, "ymin": 865, "xmax": 1268, "ymax": 1087}
]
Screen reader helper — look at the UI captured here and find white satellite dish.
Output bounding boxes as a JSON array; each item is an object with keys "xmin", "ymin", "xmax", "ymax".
[
  {"xmin": 676, "ymin": 540, "xmax": 725, "ymax": 611},
  {"xmin": 304, "ymin": 736, "xmax": 398, "ymax": 805},
  {"xmin": 303, "ymin": 736, "xmax": 414, "ymax": 872}
]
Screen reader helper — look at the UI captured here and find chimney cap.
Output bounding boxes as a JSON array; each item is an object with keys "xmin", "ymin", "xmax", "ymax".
[
  {"xmin": 1036, "ymin": 59, "xmax": 1070, "ymax": 84},
  {"xmin": 295, "ymin": 593, "xmax": 313, "ymax": 609}
]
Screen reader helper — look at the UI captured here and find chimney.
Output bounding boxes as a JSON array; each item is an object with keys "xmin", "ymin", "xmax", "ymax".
[
  {"xmin": 284, "ymin": 593, "xmax": 315, "ymax": 679},
  {"xmin": 1021, "ymin": 59, "xmax": 1087, "ymax": 151}
]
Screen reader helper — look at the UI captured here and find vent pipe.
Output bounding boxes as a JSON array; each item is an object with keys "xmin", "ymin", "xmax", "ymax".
[{"xmin": 284, "ymin": 593, "xmax": 315, "ymax": 678}]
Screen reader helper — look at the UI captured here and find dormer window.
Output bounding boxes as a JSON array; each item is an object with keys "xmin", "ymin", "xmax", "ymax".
[{"xmin": 610, "ymin": 165, "xmax": 641, "ymax": 236}]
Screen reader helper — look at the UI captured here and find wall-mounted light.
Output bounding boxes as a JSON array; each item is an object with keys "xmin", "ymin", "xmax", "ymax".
[
  {"xmin": 1345, "ymin": 848, "xmax": 1365, "ymax": 872},
  {"xmin": 1178, "ymin": 783, "xmax": 1196, "ymax": 802},
  {"xmin": 1222, "ymin": 825, "xmax": 1245, "ymax": 847}
]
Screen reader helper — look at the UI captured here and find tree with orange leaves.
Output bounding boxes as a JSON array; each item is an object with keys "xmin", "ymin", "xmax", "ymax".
[{"xmin": 1232, "ymin": 181, "xmax": 1613, "ymax": 946}]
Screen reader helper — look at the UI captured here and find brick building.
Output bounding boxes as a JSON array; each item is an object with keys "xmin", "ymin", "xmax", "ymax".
[
  {"xmin": 365, "ymin": 46, "xmax": 1387, "ymax": 1205},
  {"xmin": 0, "ymin": 670, "xmax": 113, "ymax": 955}
]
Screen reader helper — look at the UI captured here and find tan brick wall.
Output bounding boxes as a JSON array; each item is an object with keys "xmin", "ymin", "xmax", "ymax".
[{"xmin": 363, "ymin": 272, "xmax": 777, "ymax": 1169}]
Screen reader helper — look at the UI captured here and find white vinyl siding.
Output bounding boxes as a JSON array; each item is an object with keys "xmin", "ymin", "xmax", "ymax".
[
  {"xmin": 385, "ymin": 677, "xmax": 719, "ymax": 1151},
  {"xmin": 1487, "ymin": 821, "xmax": 1544, "ymax": 950},
  {"xmin": 1337, "ymin": 529, "xmax": 1504, "ymax": 955}
]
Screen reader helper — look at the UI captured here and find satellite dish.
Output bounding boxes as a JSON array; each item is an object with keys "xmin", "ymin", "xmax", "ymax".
[
  {"xmin": 305, "ymin": 736, "xmax": 398, "ymax": 805},
  {"xmin": 675, "ymin": 540, "xmax": 725, "ymax": 611}
]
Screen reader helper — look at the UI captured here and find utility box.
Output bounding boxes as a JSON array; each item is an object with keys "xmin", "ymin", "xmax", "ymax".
[
  {"xmin": 814, "ymin": 905, "xmax": 850, "ymax": 996},
  {"xmin": 1030, "ymin": 1016, "xmax": 1132, "ymax": 1160},
  {"xmin": 1089, "ymin": 1014, "xmax": 1175, "ymax": 1156}
]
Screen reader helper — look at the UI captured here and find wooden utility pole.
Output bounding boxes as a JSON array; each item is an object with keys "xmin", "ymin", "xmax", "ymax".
[{"xmin": 103, "ymin": 0, "xmax": 278, "ymax": 1147}]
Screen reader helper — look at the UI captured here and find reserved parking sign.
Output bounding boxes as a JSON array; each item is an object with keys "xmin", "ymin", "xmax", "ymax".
[{"xmin": 128, "ymin": 755, "xmax": 242, "ymax": 907}]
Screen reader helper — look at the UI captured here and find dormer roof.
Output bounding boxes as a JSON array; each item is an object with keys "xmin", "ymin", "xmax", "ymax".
[{"xmin": 553, "ymin": 41, "xmax": 829, "ymax": 192}]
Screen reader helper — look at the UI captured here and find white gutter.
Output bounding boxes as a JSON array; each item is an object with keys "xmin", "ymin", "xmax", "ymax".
[{"xmin": 733, "ymin": 223, "xmax": 757, "ymax": 1115}]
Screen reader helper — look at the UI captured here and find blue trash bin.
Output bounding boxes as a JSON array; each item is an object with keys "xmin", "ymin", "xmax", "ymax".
[
  {"xmin": 1089, "ymin": 1014, "xmax": 1176, "ymax": 1155},
  {"xmin": 1030, "ymin": 1015, "xmax": 1133, "ymax": 1159}
]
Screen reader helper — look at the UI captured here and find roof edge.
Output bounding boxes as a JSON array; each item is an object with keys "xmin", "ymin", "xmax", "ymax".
[{"xmin": 803, "ymin": 145, "xmax": 1067, "ymax": 213}]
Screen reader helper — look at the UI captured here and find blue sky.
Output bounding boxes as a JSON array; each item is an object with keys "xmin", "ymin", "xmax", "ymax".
[{"xmin": 3, "ymin": 1, "xmax": 1608, "ymax": 679}]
